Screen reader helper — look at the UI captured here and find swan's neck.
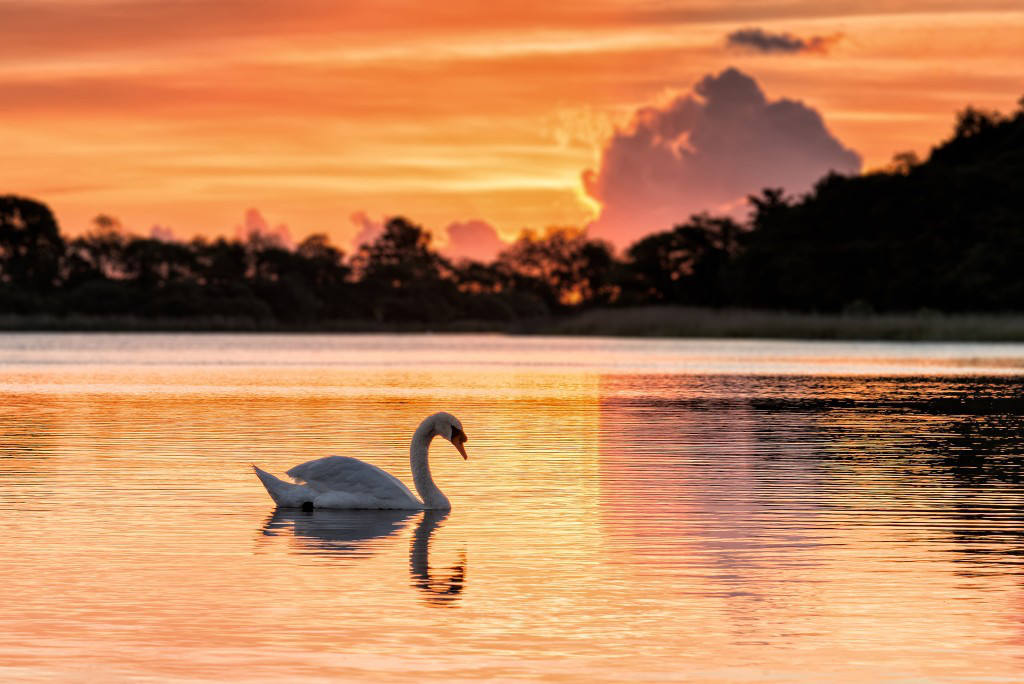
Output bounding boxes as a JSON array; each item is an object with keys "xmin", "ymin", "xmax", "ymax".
[{"xmin": 411, "ymin": 421, "xmax": 450, "ymax": 510}]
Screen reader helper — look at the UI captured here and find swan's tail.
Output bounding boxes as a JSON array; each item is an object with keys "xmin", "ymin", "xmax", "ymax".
[{"xmin": 252, "ymin": 465, "xmax": 315, "ymax": 508}]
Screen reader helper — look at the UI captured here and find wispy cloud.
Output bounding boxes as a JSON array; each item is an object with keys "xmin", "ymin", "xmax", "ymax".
[{"xmin": 726, "ymin": 27, "xmax": 842, "ymax": 54}]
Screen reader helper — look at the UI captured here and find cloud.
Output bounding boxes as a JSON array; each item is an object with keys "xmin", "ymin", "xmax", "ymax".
[
  {"xmin": 583, "ymin": 67, "xmax": 861, "ymax": 247},
  {"xmin": 349, "ymin": 211, "xmax": 507, "ymax": 262},
  {"xmin": 349, "ymin": 211, "xmax": 385, "ymax": 250},
  {"xmin": 726, "ymin": 28, "xmax": 841, "ymax": 54},
  {"xmin": 149, "ymin": 224, "xmax": 177, "ymax": 242},
  {"xmin": 440, "ymin": 220, "xmax": 507, "ymax": 262},
  {"xmin": 235, "ymin": 208, "xmax": 292, "ymax": 248}
]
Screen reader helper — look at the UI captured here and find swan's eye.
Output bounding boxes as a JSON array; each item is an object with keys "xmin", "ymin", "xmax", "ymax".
[{"xmin": 451, "ymin": 426, "xmax": 466, "ymax": 442}]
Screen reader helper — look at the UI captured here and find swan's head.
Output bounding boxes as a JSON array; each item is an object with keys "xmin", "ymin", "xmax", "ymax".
[{"xmin": 432, "ymin": 412, "xmax": 469, "ymax": 460}]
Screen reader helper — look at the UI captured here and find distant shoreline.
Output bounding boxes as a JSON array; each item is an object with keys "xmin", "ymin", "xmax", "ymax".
[{"xmin": 4, "ymin": 307, "xmax": 1024, "ymax": 342}]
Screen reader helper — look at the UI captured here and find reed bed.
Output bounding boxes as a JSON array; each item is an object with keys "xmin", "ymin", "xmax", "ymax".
[
  {"xmin": 540, "ymin": 307, "xmax": 1024, "ymax": 341},
  {"xmin": 4, "ymin": 308, "xmax": 1024, "ymax": 341}
]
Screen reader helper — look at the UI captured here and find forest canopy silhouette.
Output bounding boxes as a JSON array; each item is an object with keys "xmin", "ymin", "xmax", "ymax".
[{"xmin": 2, "ymin": 99, "xmax": 1023, "ymax": 328}]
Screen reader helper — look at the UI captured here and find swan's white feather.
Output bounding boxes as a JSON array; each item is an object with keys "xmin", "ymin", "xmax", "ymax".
[
  {"xmin": 252, "ymin": 465, "xmax": 317, "ymax": 508},
  {"xmin": 286, "ymin": 455, "xmax": 422, "ymax": 509}
]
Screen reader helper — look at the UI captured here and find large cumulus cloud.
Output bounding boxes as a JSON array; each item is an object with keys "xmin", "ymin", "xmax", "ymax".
[{"xmin": 583, "ymin": 67, "xmax": 861, "ymax": 247}]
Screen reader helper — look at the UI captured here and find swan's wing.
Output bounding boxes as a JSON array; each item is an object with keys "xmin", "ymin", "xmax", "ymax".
[{"xmin": 286, "ymin": 455, "xmax": 420, "ymax": 508}]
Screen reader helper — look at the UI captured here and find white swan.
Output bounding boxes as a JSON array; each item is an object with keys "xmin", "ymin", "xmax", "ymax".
[{"xmin": 252, "ymin": 412, "xmax": 468, "ymax": 510}]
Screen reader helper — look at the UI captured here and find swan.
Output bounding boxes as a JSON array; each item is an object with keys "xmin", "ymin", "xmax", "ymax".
[{"xmin": 252, "ymin": 412, "xmax": 468, "ymax": 510}]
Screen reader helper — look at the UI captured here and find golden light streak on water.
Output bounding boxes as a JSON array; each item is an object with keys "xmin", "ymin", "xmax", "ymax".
[{"xmin": 0, "ymin": 334, "xmax": 1022, "ymax": 681}]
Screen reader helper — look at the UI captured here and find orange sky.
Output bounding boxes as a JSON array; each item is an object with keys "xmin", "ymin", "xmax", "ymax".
[{"xmin": 3, "ymin": 1, "xmax": 1023, "ymax": 251}]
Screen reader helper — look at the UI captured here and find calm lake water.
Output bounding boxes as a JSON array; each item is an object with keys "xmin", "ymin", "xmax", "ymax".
[{"xmin": 1, "ymin": 333, "xmax": 1023, "ymax": 682}]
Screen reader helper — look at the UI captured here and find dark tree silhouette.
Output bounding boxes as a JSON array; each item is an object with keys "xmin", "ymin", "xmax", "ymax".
[
  {"xmin": 353, "ymin": 217, "xmax": 446, "ymax": 288},
  {"xmin": 1, "ymin": 95, "xmax": 1023, "ymax": 326},
  {"xmin": 63, "ymin": 216, "xmax": 130, "ymax": 287},
  {"xmin": 495, "ymin": 227, "xmax": 616, "ymax": 309},
  {"xmin": 0, "ymin": 195, "xmax": 65, "ymax": 291},
  {"xmin": 350, "ymin": 217, "xmax": 458, "ymax": 322},
  {"xmin": 732, "ymin": 100, "xmax": 1024, "ymax": 311},
  {"xmin": 193, "ymin": 237, "xmax": 247, "ymax": 286},
  {"xmin": 296, "ymin": 234, "xmax": 349, "ymax": 291},
  {"xmin": 624, "ymin": 213, "xmax": 743, "ymax": 305}
]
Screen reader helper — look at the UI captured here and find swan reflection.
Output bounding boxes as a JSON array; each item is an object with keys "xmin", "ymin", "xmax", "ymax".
[
  {"xmin": 410, "ymin": 511, "xmax": 465, "ymax": 606},
  {"xmin": 262, "ymin": 508, "xmax": 416, "ymax": 556},
  {"xmin": 261, "ymin": 509, "xmax": 465, "ymax": 604}
]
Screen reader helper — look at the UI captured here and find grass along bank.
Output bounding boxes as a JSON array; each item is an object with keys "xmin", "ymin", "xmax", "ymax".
[
  {"xmin": 542, "ymin": 307, "xmax": 1024, "ymax": 341},
  {"xmin": 5, "ymin": 307, "xmax": 1024, "ymax": 341}
]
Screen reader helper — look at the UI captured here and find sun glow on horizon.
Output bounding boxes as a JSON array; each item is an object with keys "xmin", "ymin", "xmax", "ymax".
[{"xmin": 3, "ymin": 2, "xmax": 1023, "ymax": 252}]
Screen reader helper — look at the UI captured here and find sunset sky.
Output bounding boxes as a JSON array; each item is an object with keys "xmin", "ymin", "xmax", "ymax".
[{"xmin": 4, "ymin": 0, "xmax": 1023, "ymax": 254}]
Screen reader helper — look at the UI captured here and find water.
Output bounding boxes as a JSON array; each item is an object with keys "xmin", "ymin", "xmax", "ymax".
[{"xmin": 1, "ymin": 333, "xmax": 1022, "ymax": 682}]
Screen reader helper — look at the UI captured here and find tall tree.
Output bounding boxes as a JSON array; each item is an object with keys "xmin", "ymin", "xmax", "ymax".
[
  {"xmin": 0, "ymin": 195, "xmax": 65, "ymax": 290},
  {"xmin": 296, "ymin": 234, "xmax": 350, "ymax": 291},
  {"xmin": 353, "ymin": 217, "xmax": 446, "ymax": 289},
  {"xmin": 732, "ymin": 100, "xmax": 1024, "ymax": 311},
  {"xmin": 63, "ymin": 215, "xmax": 129, "ymax": 285},
  {"xmin": 495, "ymin": 227, "xmax": 616, "ymax": 308},
  {"xmin": 625, "ymin": 213, "xmax": 743, "ymax": 305},
  {"xmin": 349, "ymin": 217, "xmax": 457, "ymax": 321}
]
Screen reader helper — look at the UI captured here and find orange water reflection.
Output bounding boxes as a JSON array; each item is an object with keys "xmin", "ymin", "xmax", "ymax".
[{"xmin": 0, "ymin": 334, "xmax": 1022, "ymax": 682}]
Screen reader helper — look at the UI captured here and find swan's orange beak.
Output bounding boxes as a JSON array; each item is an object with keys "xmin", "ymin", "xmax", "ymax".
[{"xmin": 453, "ymin": 434, "xmax": 468, "ymax": 460}]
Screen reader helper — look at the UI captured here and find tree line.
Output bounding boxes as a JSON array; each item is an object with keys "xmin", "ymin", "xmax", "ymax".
[{"xmin": 2, "ymin": 100, "xmax": 1022, "ymax": 325}]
